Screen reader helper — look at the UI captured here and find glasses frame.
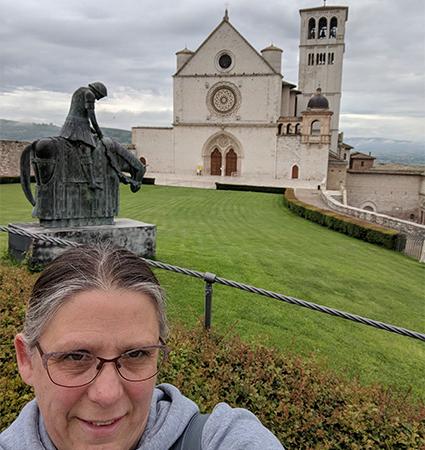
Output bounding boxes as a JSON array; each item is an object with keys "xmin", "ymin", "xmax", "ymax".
[{"xmin": 35, "ymin": 339, "xmax": 170, "ymax": 388}]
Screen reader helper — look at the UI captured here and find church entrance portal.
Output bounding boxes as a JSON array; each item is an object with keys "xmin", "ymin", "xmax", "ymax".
[
  {"xmin": 225, "ymin": 149, "xmax": 237, "ymax": 176},
  {"xmin": 210, "ymin": 148, "xmax": 222, "ymax": 175},
  {"xmin": 203, "ymin": 133, "xmax": 242, "ymax": 176}
]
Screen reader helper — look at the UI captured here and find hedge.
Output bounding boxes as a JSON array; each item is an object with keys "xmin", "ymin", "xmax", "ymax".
[
  {"xmin": 282, "ymin": 189, "xmax": 401, "ymax": 250},
  {"xmin": 0, "ymin": 176, "xmax": 155, "ymax": 185},
  {"xmin": 216, "ymin": 183, "xmax": 285, "ymax": 194},
  {"xmin": 0, "ymin": 176, "xmax": 35, "ymax": 184},
  {"xmin": 1, "ymin": 262, "xmax": 424, "ymax": 447}
]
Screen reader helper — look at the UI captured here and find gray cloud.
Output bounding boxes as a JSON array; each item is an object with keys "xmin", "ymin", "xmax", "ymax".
[{"xmin": 0, "ymin": 0, "xmax": 424, "ymax": 141}]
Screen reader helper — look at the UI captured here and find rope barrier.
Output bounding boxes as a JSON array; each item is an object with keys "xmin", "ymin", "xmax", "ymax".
[{"xmin": 1, "ymin": 225, "xmax": 424, "ymax": 342}]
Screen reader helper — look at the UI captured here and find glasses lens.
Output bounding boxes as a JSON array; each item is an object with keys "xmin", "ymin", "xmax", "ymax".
[
  {"xmin": 46, "ymin": 352, "xmax": 97, "ymax": 387},
  {"xmin": 117, "ymin": 347, "xmax": 165, "ymax": 381}
]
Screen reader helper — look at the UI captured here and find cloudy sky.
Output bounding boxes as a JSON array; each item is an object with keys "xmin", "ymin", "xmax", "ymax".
[{"xmin": 1, "ymin": 0, "xmax": 424, "ymax": 142}]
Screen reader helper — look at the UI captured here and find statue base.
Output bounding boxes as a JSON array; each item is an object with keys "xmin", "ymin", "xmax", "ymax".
[{"xmin": 8, "ymin": 218, "xmax": 156, "ymax": 268}]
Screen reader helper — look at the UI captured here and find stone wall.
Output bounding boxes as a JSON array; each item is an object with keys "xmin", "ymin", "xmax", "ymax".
[
  {"xmin": 327, "ymin": 160, "xmax": 347, "ymax": 190},
  {"xmin": 132, "ymin": 127, "xmax": 174, "ymax": 173},
  {"xmin": 320, "ymin": 189, "xmax": 425, "ymax": 238},
  {"xmin": 346, "ymin": 171, "xmax": 422, "ymax": 221},
  {"xmin": 0, "ymin": 140, "xmax": 30, "ymax": 177}
]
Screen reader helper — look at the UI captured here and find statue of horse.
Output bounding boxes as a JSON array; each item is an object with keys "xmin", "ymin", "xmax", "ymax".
[{"xmin": 20, "ymin": 136, "xmax": 145, "ymax": 228}]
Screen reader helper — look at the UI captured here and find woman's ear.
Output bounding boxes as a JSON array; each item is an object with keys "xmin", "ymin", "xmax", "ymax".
[{"xmin": 14, "ymin": 334, "xmax": 35, "ymax": 386}]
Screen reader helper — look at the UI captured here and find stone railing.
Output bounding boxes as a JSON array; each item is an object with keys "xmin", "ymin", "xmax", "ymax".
[{"xmin": 320, "ymin": 190, "xmax": 425, "ymax": 238}]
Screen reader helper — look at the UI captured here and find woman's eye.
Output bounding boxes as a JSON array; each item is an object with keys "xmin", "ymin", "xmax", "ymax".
[
  {"xmin": 61, "ymin": 352, "xmax": 90, "ymax": 361},
  {"xmin": 125, "ymin": 349, "xmax": 150, "ymax": 359}
]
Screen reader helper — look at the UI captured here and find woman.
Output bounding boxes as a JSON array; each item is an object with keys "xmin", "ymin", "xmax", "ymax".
[{"xmin": 0, "ymin": 245, "xmax": 283, "ymax": 449}]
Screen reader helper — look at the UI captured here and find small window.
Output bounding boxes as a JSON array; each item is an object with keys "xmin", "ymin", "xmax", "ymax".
[
  {"xmin": 318, "ymin": 17, "xmax": 327, "ymax": 39},
  {"xmin": 286, "ymin": 124, "xmax": 292, "ymax": 134},
  {"xmin": 308, "ymin": 18, "xmax": 316, "ymax": 39},
  {"xmin": 278, "ymin": 124, "xmax": 283, "ymax": 135},
  {"xmin": 291, "ymin": 165, "xmax": 299, "ymax": 179},
  {"xmin": 219, "ymin": 54, "xmax": 232, "ymax": 69},
  {"xmin": 330, "ymin": 17, "xmax": 337, "ymax": 38},
  {"xmin": 361, "ymin": 161, "xmax": 364, "ymax": 167},
  {"xmin": 311, "ymin": 120, "xmax": 320, "ymax": 135},
  {"xmin": 295, "ymin": 123, "xmax": 300, "ymax": 134}
]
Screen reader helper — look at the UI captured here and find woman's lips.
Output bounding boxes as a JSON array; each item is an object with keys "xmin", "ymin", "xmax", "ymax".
[{"xmin": 77, "ymin": 415, "xmax": 125, "ymax": 437}]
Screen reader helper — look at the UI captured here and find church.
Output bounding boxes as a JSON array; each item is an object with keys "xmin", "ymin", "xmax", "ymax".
[{"xmin": 132, "ymin": 5, "xmax": 350, "ymax": 188}]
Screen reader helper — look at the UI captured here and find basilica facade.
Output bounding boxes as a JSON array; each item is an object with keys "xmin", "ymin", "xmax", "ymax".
[{"xmin": 132, "ymin": 5, "xmax": 349, "ymax": 188}]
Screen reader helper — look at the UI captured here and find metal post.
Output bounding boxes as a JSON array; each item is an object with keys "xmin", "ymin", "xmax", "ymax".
[{"xmin": 203, "ymin": 272, "xmax": 216, "ymax": 330}]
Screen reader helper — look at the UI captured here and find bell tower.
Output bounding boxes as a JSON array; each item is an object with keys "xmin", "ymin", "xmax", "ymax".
[{"xmin": 297, "ymin": 5, "xmax": 348, "ymax": 152}]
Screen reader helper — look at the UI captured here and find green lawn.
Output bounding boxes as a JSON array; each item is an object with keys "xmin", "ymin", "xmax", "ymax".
[{"xmin": 1, "ymin": 183, "xmax": 424, "ymax": 398}]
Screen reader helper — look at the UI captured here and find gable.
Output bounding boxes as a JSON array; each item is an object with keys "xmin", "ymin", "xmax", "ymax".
[{"xmin": 175, "ymin": 20, "xmax": 277, "ymax": 77}]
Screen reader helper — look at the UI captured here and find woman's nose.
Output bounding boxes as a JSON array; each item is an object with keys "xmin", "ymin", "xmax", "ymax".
[{"xmin": 86, "ymin": 362, "xmax": 124, "ymax": 406}]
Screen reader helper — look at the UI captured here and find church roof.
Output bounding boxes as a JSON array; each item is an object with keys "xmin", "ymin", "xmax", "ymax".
[
  {"xmin": 174, "ymin": 12, "xmax": 282, "ymax": 76},
  {"xmin": 176, "ymin": 47, "xmax": 194, "ymax": 55},
  {"xmin": 350, "ymin": 151, "xmax": 375, "ymax": 160},
  {"xmin": 261, "ymin": 44, "xmax": 282, "ymax": 52},
  {"xmin": 307, "ymin": 89, "xmax": 329, "ymax": 109},
  {"xmin": 282, "ymin": 80, "xmax": 297, "ymax": 88}
]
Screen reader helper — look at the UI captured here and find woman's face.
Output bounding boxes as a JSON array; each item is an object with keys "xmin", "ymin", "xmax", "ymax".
[{"xmin": 15, "ymin": 288, "xmax": 160, "ymax": 450}]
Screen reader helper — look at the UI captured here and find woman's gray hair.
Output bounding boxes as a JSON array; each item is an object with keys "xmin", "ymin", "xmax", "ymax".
[{"xmin": 22, "ymin": 244, "xmax": 168, "ymax": 349}]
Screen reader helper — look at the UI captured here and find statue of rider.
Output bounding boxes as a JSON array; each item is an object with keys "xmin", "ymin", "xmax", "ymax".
[{"xmin": 59, "ymin": 81, "xmax": 107, "ymax": 189}]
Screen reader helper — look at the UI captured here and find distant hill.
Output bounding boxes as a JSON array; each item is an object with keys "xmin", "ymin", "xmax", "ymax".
[
  {"xmin": 345, "ymin": 137, "xmax": 425, "ymax": 164},
  {"xmin": 0, "ymin": 119, "xmax": 131, "ymax": 144}
]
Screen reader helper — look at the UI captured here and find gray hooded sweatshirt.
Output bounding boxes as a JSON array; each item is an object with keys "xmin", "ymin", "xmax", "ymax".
[{"xmin": 0, "ymin": 383, "xmax": 284, "ymax": 449}]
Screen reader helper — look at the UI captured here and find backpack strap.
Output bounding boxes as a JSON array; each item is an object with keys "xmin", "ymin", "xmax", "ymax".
[{"xmin": 170, "ymin": 412, "xmax": 210, "ymax": 450}]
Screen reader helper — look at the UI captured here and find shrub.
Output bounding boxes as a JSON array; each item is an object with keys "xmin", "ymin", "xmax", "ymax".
[
  {"xmin": 282, "ymin": 189, "xmax": 400, "ymax": 250},
  {"xmin": 216, "ymin": 183, "xmax": 285, "ymax": 194},
  {"xmin": 1, "ymin": 262, "xmax": 424, "ymax": 447}
]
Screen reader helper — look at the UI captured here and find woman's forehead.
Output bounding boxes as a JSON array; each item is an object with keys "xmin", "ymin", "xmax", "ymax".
[{"xmin": 40, "ymin": 288, "xmax": 160, "ymax": 349}]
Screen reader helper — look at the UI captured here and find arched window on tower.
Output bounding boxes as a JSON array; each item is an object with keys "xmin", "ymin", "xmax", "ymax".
[
  {"xmin": 308, "ymin": 18, "xmax": 316, "ymax": 39},
  {"xmin": 286, "ymin": 124, "xmax": 292, "ymax": 134},
  {"xmin": 277, "ymin": 124, "xmax": 283, "ymax": 135},
  {"xmin": 291, "ymin": 165, "xmax": 299, "ymax": 179},
  {"xmin": 311, "ymin": 120, "xmax": 321, "ymax": 135},
  {"xmin": 295, "ymin": 123, "xmax": 300, "ymax": 134},
  {"xmin": 318, "ymin": 17, "xmax": 327, "ymax": 39},
  {"xmin": 330, "ymin": 17, "xmax": 337, "ymax": 38}
]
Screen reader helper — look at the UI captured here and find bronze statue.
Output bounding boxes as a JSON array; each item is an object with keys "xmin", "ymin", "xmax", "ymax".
[
  {"xmin": 20, "ymin": 82, "xmax": 145, "ymax": 228},
  {"xmin": 59, "ymin": 82, "xmax": 107, "ymax": 189}
]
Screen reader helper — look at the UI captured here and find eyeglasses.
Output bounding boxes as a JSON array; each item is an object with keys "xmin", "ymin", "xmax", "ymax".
[{"xmin": 35, "ymin": 340, "xmax": 170, "ymax": 388}]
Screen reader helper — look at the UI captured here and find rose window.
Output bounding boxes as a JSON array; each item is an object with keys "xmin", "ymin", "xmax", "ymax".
[{"xmin": 212, "ymin": 88, "xmax": 236, "ymax": 113}]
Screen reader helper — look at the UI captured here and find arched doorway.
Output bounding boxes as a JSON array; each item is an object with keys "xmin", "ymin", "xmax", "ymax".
[
  {"xmin": 291, "ymin": 165, "xmax": 299, "ymax": 179},
  {"xmin": 202, "ymin": 132, "xmax": 243, "ymax": 176},
  {"xmin": 210, "ymin": 148, "xmax": 222, "ymax": 175},
  {"xmin": 225, "ymin": 148, "xmax": 237, "ymax": 176}
]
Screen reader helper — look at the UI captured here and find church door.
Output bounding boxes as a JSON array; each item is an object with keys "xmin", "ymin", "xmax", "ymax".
[
  {"xmin": 210, "ymin": 148, "xmax": 222, "ymax": 175},
  {"xmin": 291, "ymin": 165, "xmax": 299, "ymax": 179},
  {"xmin": 225, "ymin": 149, "xmax": 237, "ymax": 176}
]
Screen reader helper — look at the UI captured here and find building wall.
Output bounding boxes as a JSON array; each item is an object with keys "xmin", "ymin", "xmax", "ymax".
[
  {"xmin": 132, "ymin": 128, "xmax": 174, "ymax": 173},
  {"xmin": 0, "ymin": 140, "xmax": 30, "ymax": 177},
  {"xmin": 174, "ymin": 75, "xmax": 282, "ymax": 125},
  {"xmin": 276, "ymin": 135, "xmax": 328, "ymax": 183},
  {"xmin": 350, "ymin": 158, "xmax": 374, "ymax": 170},
  {"xmin": 327, "ymin": 161, "xmax": 347, "ymax": 190},
  {"xmin": 174, "ymin": 19, "xmax": 282, "ymax": 125},
  {"xmin": 346, "ymin": 172, "xmax": 422, "ymax": 221},
  {"xmin": 173, "ymin": 125, "xmax": 277, "ymax": 177}
]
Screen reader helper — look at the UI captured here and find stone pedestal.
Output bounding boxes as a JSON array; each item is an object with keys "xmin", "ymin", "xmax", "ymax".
[{"xmin": 8, "ymin": 218, "xmax": 156, "ymax": 268}]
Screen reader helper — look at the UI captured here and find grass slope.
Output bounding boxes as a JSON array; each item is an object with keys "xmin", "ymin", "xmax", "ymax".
[{"xmin": 0, "ymin": 183, "xmax": 424, "ymax": 397}]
